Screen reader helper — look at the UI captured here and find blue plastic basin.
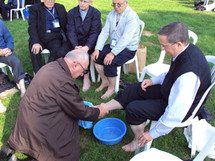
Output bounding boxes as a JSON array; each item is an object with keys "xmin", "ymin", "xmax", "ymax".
[
  {"xmin": 93, "ymin": 117, "xmax": 127, "ymax": 145},
  {"xmin": 78, "ymin": 101, "xmax": 94, "ymax": 129}
]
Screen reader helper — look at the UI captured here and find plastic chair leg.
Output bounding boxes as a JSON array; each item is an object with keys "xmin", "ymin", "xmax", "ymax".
[
  {"xmin": 20, "ymin": 10, "xmax": 25, "ymax": 20},
  {"xmin": 115, "ymin": 66, "xmax": 121, "ymax": 93},
  {"xmin": 134, "ymin": 57, "xmax": 139, "ymax": 80},
  {"xmin": 90, "ymin": 61, "xmax": 96, "ymax": 83},
  {"xmin": 10, "ymin": 10, "xmax": 13, "ymax": 21}
]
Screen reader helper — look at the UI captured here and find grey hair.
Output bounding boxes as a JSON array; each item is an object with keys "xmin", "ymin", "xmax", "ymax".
[
  {"xmin": 158, "ymin": 22, "xmax": 189, "ymax": 45},
  {"xmin": 124, "ymin": 0, "xmax": 128, "ymax": 2},
  {"xmin": 65, "ymin": 50, "xmax": 89, "ymax": 63}
]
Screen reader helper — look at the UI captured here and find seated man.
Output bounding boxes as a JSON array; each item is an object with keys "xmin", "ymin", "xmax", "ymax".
[
  {"xmin": 0, "ymin": 49, "xmax": 108, "ymax": 161},
  {"xmin": 101, "ymin": 22, "xmax": 211, "ymax": 152},
  {"xmin": 67, "ymin": 0, "xmax": 101, "ymax": 91},
  {"xmin": 0, "ymin": 0, "xmax": 5, "ymax": 17},
  {"xmin": 91, "ymin": 0, "xmax": 140, "ymax": 99},
  {"xmin": 28, "ymin": 0, "xmax": 70, "ymax": 73},
  {"xmin": 1, "ymin": 0, "xmax": 20, "ymax": 21},
  {"xmin": 0, "ymin": 20, "xmax": 26, "ymax": 98}
]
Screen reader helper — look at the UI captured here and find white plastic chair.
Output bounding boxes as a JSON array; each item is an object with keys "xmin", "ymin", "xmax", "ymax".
[
  {"xmin": 139, "ymin": 30, "xmax": 198, "ymax": 81},
  {"xmin": 203, "ymin": 0, "xmax": 215, "ymax": 11},
  {"xmin": 95, "ymin": 20, "xmax": 145, "ymax": 92},
  {"xmin": 0, "ymin": 63, "xmax": 20, "ymax": 89},
  {"xmin": 143, "ymin": 55, "xmax": 215, "ymax": 157},
  {"xmin": 130, "ymin": 126, "xmax": 215, "ymax": 161},
  {"xmin": 10, "ymin": 0, "xmax": 26, "ymax": 21}
]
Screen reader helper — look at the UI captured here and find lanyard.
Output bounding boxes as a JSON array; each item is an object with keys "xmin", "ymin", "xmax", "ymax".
[
  {"xmin": 112, "ymin": 12, "xmax": 124, "ymax": 34},
  {"xmin": 45, "ymin": 7, "xmax": 55, "ymax": 20}
]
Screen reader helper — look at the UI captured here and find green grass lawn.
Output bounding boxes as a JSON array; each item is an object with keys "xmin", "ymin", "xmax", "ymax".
[{"xmin": 1, "ymin": 0, "xmax": 215, "ymax": 160}]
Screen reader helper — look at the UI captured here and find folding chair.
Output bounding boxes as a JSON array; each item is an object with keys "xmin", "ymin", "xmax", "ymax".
[{"xmin": 10, "ymin": 0, "xmax": 26, "ymax": 21}]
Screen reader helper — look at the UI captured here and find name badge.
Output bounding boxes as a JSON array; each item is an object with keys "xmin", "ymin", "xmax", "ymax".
[
  {"xmin": 110, "ymin": 38, "xmax": 117, "ymax": 48},
  {"xmin": 52, "ymin": 19, "xmax": 60, "ymax": 28}
]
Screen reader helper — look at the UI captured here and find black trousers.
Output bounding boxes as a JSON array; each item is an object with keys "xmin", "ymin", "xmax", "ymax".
[
  {"xmin": 94, "ymin": 44, "xmax": 136, "ymax": 77},
  {"xmin": 29, "ymin": 32, "xmax": 70, "ymax": 73},
  {"xmin": 1, "ymin": 4, "xmax": 16, "ymax": 20},
  {"xmin": 0, "ymin": 53, "xmax": 25, "ymax": 83},
  {"xmin": 0, "ymin": 0, "xmax": 5, "ymax": 14},
  {"xmin": 114, "ymin": 82, "xmax": 166, "ymax": 125}
]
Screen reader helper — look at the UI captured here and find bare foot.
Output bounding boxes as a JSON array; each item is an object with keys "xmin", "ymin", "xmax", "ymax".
[
  {"xmin": 101, "ymin": 88, "xmax": 115, "ymax": 99},
  {"xmin": 122, "ymin": 139, "xmax": 138, "ymax": 152},
  {"xmin": 82, "ymin": 77, "xmax": 91, "ymax": 92},
  {"xmin": 95, "ymin": 82, "xmax": 108, "ymax": 92}
]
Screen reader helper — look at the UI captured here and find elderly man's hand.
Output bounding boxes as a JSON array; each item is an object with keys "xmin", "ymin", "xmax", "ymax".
[
  {"xmin": 141, "ymin": 79, "xmax": 153, "ymax": 91},
  {"xmin": 104, "ymin": 52, "xmax": 115, "ymax": 65},
  {"xmin": 98, "ymin": 103, "xmax": 109, "ymax": 118},
  {"xmin": 1, "ymin": 48, "xmax": 12, "ymax": 57},
  {"xmin": 91, "ymin": 50, "xmax": 99, "ymax": 62},
  {"xmin": 31, "ymin": 43, "xmax": 43, "ymax": 54},
  {"xmin": 138, "ymin": 131, "xmax": 153, "ymax": 147}
]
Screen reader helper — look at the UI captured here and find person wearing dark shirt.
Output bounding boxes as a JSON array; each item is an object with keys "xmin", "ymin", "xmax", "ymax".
[
  {"xmin": 1, "ymin": 0, "xmax": 20, "ymax": 20},
  {"xmin": 28, "ymin": 0, "xmax": 70, "ymax": 73},
  {"xmin": 67, "ymin": 0, "xmax": 101, "ymax": 91}
]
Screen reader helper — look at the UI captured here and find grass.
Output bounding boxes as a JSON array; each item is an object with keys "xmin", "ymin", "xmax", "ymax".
[{"xmin": 1, "ymin": 0, "xmax": 215, "ymax": 160}]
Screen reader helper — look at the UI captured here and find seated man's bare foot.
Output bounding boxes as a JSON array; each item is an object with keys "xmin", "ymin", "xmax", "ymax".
[
  {"xmin": 82, "ymin": 77, "xmax": 91, "ymax": 92},
  {"xmin": 101, "ymin": 88, "xmax": 115, "ymax": 99},
  {"xmin": 95, "ymin": 82, "xmax": 108, "ymax": 92},
  {"xmin": 122, "ymin": 140, "xmax": 138, "ymax": 152}
]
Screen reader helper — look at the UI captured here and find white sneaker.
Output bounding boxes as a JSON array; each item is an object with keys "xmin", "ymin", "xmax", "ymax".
[{"xmin": 0, "ymin": 100, "xmax": 6, "ymax": 113}]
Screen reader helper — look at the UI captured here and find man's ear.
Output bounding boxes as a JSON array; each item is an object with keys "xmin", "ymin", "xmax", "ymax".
[{"xmin": 90, "ymin": 1, "xmax": 93, "ymax": 5}]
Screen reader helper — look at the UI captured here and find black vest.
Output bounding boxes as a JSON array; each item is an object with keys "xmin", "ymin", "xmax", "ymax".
[{"xmin": 160, "ymin": 43, "xmax": 211, "ymax": 121}]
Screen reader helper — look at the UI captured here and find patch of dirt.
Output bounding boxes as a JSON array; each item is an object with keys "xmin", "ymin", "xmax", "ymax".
[
  {"xmin": 143, "ymin": 30, "xmax": 154, "ymax": 37},
  {"xmin": 145, "ymin": 41, "xmax": 158, "ymax": 46}
]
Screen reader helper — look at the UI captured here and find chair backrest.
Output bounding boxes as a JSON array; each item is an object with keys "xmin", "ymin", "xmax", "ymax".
[
  {"xmin": 179, "ymin": 55, "xmax": 215, "ymax": 127},
  {"xmin": 188, "ymin": 30, "xmax": 198, "ymax": 45},
  {"xmin": 156, "ymin": 30, "xmax": 198, "ymax": 64},
  {"xmin": 138, "ymin": 20, "xmax": 145, "ymax": 43},
  {"xmin": 17, "ymin": 0, "xmax": 25, "ymax": 9}
]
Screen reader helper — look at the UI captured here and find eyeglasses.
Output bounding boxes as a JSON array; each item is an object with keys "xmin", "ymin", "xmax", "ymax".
[
  {"xmin": 111, "ymin": 2, "xmax": 124, "ymax": 8},
  {"xmin": 78, "ymin": 63, "xmax": 88, "ymax": 74},
  {"xmin": 161, "ymin": 43, "xmax": 176, "ymax": 50}
]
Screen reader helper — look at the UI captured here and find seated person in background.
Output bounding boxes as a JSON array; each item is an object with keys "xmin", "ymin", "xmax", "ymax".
[
  {"xmin": 91, "ymin": 0, "xmax": 140, "ymax": 99},
  {"xmin": 0, "ymin": 49, "xmax": 108, "ymax": 161},
  {"xmin": 0, "ymin": 20, "xmax": 26, "ymax": 97},
  {"xmin": 0, "ymin": 0, "xmax": 5, "ymax": 18},
  {"xmin": 25, "ymin": 0, "xmax": 41, "ymax": 6},
  {"xmin": 67, "ymin": 0, "xmax": 102, "ymax": 92},
  {"xmin": 100, "ymin": 22, "xmax": 211, "ymax": 152},
  {"xmin": 28, "ymin": 0, "xmax": 70, "ymax": 73},
  {"xmin": 1, "ymin": 0, "xmax": 20, "ymax": 21}
]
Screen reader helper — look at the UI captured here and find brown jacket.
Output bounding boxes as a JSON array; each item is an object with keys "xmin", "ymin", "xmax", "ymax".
[{"xmin": 8, "ymin": 58, "xmax": 99, "ymax": 161}]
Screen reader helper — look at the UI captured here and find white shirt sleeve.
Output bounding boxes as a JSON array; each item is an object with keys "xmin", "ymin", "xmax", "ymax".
[
  {"xmin": 95, "ymin": 13, "xmax": 111, "ymax": 51},
  {"xmin": 149, "ymin": 72, "xmax": 200, "ymax": 139}
]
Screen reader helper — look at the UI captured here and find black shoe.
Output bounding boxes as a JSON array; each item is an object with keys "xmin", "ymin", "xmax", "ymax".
[{"xmin": 0, "ymin": 144, "xmax": 15, "ymax": 159}]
